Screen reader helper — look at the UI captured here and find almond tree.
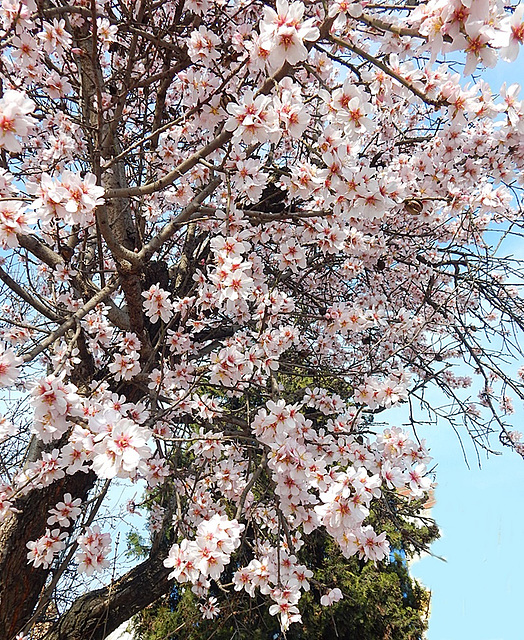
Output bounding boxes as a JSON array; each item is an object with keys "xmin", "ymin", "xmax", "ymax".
[{"xmin": 0, "ymin": 1, "xmax": 524, "ymax": 639}]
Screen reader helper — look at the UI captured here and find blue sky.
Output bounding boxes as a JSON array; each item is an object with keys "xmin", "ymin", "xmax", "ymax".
[
  {"xmin": 409, "ymin": 420, "xmax": 524, "ymax": 640},
  {"xmin": 402, "ymin": 55, "xmax": 524, "ymax": 640}
]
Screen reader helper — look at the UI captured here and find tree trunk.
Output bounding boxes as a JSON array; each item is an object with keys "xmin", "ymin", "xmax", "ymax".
[
  {"xmin": 0, "ymin": 472, "xmax": 96, "ymax": 639},
  {"xmin": 47, "ymin": 552, "xmax": 171, "ymax": 640}
]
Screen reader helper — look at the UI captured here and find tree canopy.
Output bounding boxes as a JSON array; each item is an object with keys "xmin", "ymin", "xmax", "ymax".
[{"xmin": 0, "ymin": 1, "xmax": 524, "ymax": 638}]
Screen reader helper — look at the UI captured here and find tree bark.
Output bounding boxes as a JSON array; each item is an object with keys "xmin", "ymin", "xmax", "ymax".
[
  {"xmin": 47, "ymin": 550, "xmax": 171, "ymax": 640},
  {"xmin": 0, "ymin": 472, "xmax": 96, "ymax": 640}
]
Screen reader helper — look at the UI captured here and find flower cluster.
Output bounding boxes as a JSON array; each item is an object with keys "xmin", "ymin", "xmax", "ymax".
[
  {"xmin": 0, "ymin": 201, "xmax": 35, "ymax": 248},
  {"xmin": 90, "ymin": 410, "xmax": 152, "ymax": 479},
  {"xmin": 411, "ymin": 0, "xmax": 523, "ymax": 71},
  {"xmin": 27, "ymin": 528, "xmax": 67, "ymax": 569},
  {"xmin": 30, "ymin": 374, "xmax": 84, "ymax": 443},
  {"xmin": 26, "ymin": 492, "xmax": 84, "ymax": 570},
  {"xmin": 75, "ymin": 526, "xmax": 111, "ymax": 575},
  {"xmin": 164, "ymin": 514, "xmax": 244, "ymax": 589},
  {"xmin": 260, "ymin": 0, "xmax": 320, "ymax": 68},
  {"xmin": 353, "ymin": 371, "xmax": 411, "ymax": 410},
  {"xmin": 0, "ymin": 345, "xmax": 22, "ymax": 386},
  {"xmin": 320, "ymin": 587, "xmax": 343, "ymax": 606},
  {"xmin": 142, "ymin": 284, "xmax": 174, "ymax": 324},
  {"xmin": 27, "ymin": 171, "xmax": 104, "ymax": 227},
  {"xmin": 206, "ymin": 252, "xmax": 255, "ymax": 315},
  {"xmin": 233, "ymin": 544, "xmax": 313, "ymax": 630},
  {"xmin": 47, "ymin": 493, "xmax": 82, "ymax": 527},
  {"xmin": 225, "ymin": 90, "xmax": 280, "ymax": 145}
]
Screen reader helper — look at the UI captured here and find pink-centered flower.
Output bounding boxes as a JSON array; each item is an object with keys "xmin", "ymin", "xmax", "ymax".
[{"xmin": 0, "ymin": 90, "xmax": 35, "ymax": 153}]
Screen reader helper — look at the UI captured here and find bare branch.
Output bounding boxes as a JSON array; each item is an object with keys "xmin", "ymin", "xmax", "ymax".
[
  {"xmin": 21, "ymin": 278, "xmax": 120, "ymax": 363},
  {"xmin": 329, "ymin": 34, "xmax": 444, "ymax": 107},
  {"xmin": 0, "ymin": 265, "xmax": 63, "ymax": 322}
]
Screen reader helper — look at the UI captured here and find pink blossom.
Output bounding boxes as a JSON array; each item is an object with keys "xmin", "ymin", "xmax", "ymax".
[
  {"xmin": 407, "ymin": 464, "xmax": 432, "ymax": 498},
  {"xmin": 75, "ymin": 526, "xmax": 111, "ymax": 575},
  {"xmin": 27, "ymin": 528, "xmax": 68, "ymax": 569},
  {"xmin": 91, "ymin": 416, "xmax": 152, "ymax": 479},
  {"xmin": 225, "ymin": 91, "xmax": 280, "ymax": 145},
  {"xmin": 108, "ymin": 351, "xmax": 141, "ymax": 381},
  {"xmin": 38, "ymin": 19, "xmax": 72, "ymax": 56},
  {"xmin": 0, "ymin": 90, "xmax": 35, "ymax": 152},
  {"xmin": 260, "ymin": 0, "xmax": 319, "ymax": 68},
  {"xmin": 320, "ymin": 587, "xmax": 343, "ymax": 606},
  {"xmin": 188, "ymin": 26, "xmax": 221, "ymax": 65},
  {"xmin": 142, "ymin": 284, "xmax": 174, "ymax": 324},
  {"xmin": 200, "ymin": 596, "xmax": 220, "ymax": 619},
  {"xmin": 268, "ymin": 589, "xmax": 302, "ymax": 631},
  {"xmin": 47, "ymin": 493, "xmax": 82, "ymax": 527},
  {"xmin": 0, "ymin": 345, "xmax": 22, "ymax": 386}
]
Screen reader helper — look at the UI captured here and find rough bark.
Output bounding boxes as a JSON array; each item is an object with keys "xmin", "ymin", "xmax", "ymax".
[
  {"xmin": 0, "ymin": 472, "xmax": 96, "ymax": 640},
  {"xmin": 46, "ymin": 549, "xmax": 171, "ymax": 640}
]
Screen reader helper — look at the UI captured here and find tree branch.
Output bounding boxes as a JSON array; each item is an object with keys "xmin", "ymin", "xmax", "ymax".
[
  {"xmin": 95, "ymin": 204, "xmax": 142, "ymax": 266},
  {"xmin": 330, "ymin": 35, "xmax": 444, "ymax": 107},
  {"xmin": 46, "ymin": 549, "xmax": 172, "ymax": 640},
  {"xmin": 357, "ymin": 12, "xmax": 423, "ymax": 38},
  {"xmin": 0, "ymin": 265, "xmax": 63, "ymax": 322},
  {"xmin": 105, "ymin": 132, "xmax": 230, "ymax": 199},
  {"xmin": 139, "ymin": 177, "xmax": 222, "ymax": 262},
  {"xmin": 21, "ymin": 277, "xmax": 120, "ymax": 363},
  {"xmin": 17, "ymin": 234, "xmax": 63, "ymax": 269}
]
